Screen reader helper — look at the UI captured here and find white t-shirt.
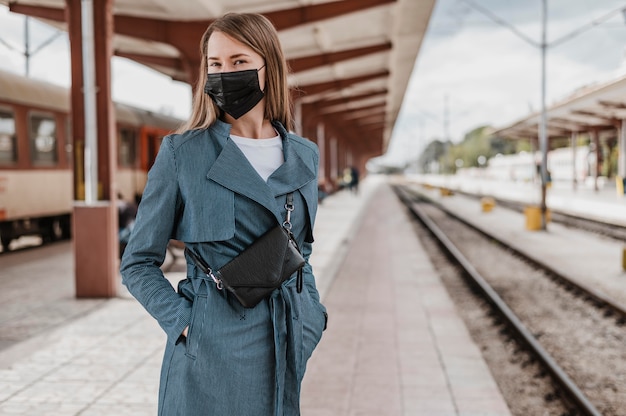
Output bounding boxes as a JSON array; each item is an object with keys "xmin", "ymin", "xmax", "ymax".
[{"xmin": 230, "ymin": 133, "xmax": 284, "ymax": 182}]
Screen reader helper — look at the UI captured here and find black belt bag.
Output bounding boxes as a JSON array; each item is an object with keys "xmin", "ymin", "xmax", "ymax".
[{"xmin": 185, "ymin": 193, "xmax": 305, "ymax": 308}]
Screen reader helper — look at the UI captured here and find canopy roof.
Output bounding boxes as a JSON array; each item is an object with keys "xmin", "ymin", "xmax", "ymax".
[
  {"xmin": 495, "ymin": 74, "xmax": 626, "ymax": 140},
  {"xmin": 3, "ymin": 0, "xmax": 436, "ymax": 151}
]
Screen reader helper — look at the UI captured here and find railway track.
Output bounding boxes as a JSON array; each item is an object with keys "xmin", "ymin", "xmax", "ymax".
[
  {"xmin": 451, "ymin": 188, "xmax": 626, "ymax": 243},
  {"xmin": 393, "ymin": 184, "xmax": 626, "ymax": 416}
]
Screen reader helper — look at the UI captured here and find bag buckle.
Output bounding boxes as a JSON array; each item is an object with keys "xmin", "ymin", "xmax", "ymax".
[
  {"xmin": 185, "ymin": 247, "xmax": 224, "ymax": 290},
  {"xmin": 208, "ymin": 270, "xmax": 223, "ymax": 290},
  {"xmin": 283, "ymin": 201, "xmax": 294, "ymax": 230}
]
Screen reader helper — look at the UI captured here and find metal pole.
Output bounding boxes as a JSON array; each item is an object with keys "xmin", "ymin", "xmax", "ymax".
[
  {"xmin": 571, "ymin": 131, "xmax": 577, "ymax": 191},
  {"xmin": 616, "ymin": 119, "xmax": 626, "ymax": 195},
  {"xmin": 617, "ymin": 119, "xmax": 626, "ymax": 179},
  {"xmin": 539, "ymin": 0, "xmax": 548, "ymax": 230},
  {"xmin": 81, "ymin": 0, "xmax": 98, "ymax": 204},
  {"xmin": 24, "ymin": 17, "xmax": 30, "ymax": 76}
]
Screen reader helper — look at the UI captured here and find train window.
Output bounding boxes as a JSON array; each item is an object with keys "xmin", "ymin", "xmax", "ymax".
[
  {"xmin": 0, "ymin": 109, "xmax": 17, "ymax": 164},
  {"xmin": 29, "ymin": 113, "xmax": 57, "ymax": 165},
  {"xmin": 118, "ymin": 127, "xmax": 137, "ymax": 167}
]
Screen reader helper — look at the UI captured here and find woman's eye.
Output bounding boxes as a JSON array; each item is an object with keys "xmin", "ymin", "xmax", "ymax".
[{"xmin": 234, "ymin": 60, "xmax": 246, "ymax": 65}]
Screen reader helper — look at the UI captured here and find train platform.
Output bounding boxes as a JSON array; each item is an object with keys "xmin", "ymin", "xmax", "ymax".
[
  {"xmin": 404, "ymin": 175, "xmax": 626, "ymax": 307},
  {"xmin": 412, "ymin": 173, "xmax": 626, "ymax": 227},
  {"xmin": 0, "ymin": 175, "xmax": 512, "ymax": 416}
]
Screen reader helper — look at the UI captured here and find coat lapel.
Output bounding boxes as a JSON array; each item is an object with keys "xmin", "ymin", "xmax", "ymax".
[
  {"xmin": 206, "ymin": 120, "xmax": 316, "ymax": 223},
  {"xmin": 207, "ymin": 138, "xmax": 282, "ymax": 221},
  {"xmin": 266, "ymin": 137, "xmax": 315, "ymax": 196}
]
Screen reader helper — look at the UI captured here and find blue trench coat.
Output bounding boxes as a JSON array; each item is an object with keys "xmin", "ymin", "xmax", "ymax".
[{"xmin": 120, "ymin": 119, "xmax": 327, "ymax": 415}]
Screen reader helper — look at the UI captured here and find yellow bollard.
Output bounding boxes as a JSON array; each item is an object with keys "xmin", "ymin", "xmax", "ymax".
[
  {"xmin": 440, "ymin": 188, "xmax": 453, "ymax": 197},
  {"xmin": 524, "ymin": 206, "xmax": 551, "ymax": 230},
  {"xmin": 617, "ymin": 176, "xmax": 625, "ymax": 197},
  {"xmin": 481, "ymin": 197, "xmax": 496, "ymax": 212},
  {"xmin": 524, "ymin": 206, "xmax": 541, "ymax": 230}
]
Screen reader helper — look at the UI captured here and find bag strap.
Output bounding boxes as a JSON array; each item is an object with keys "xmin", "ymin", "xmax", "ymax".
[
  {"xmin": 283, "ymin": 192, "xmax": 303, "ymax": 293},
  {"xmin": 186, "ymin": 192, "xmax": 304, "ymax": 293},
  {"xmin": 283, "ymin": 192, "xmax": 294, "ymax": 229}
]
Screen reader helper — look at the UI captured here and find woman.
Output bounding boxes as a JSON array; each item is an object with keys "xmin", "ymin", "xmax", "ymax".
[{"xmin": 120, "ymin": 12, "xmax": 327, "ymax": 416}]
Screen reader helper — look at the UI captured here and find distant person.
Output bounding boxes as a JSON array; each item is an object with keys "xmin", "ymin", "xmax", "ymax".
[
  {"xmin": 119, "ymin": 13, "xmax": 327, "ymax": 416},
  {"xmin": 117, "ymin": 192, "xmax": 137, "ymax": 258},
  {"xmin": 343, "ymin": 165, "xmax": 359, "ymax": 194},
  {"xmin": 318, "ymin": 179, "xmax": 329, "ymax": 204},
  {"xmin": 350, "ymin": 166, "xmax": 360, "ymax": 194}
]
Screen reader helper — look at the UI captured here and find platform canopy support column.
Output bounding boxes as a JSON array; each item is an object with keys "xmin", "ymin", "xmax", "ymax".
[
  {"xmin": 591, "ymin": 129, "xmax": 601, "ymax": 192},
  {"xmin": 316, "ymin": 121, "xmax": 330, "ymax": 190},
  {"xmin": 66, "ymin": 0, "xmax": 118, "ymax": 298},
  {"xmin": 619, "ymin": 119, "xmax": 626, "ymax": 180},
  {"xmin": 571, "ymin": 131, "xmax": 578, "ymax": 191}
]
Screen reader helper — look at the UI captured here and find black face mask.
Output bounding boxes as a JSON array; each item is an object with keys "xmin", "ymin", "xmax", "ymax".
[{"xmin": 204, "ymin": 66, "xmax": 265, "ymax": 119}]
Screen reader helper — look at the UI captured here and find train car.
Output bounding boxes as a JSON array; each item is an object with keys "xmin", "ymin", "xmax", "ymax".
[
  {"xmin": 479, "ymin": 146, "xmax": 594, "ymax": 184},
  {"xmin": 486, "ymin": 151, "xmax": 537, "ymax": 182},
  {"xmin": 0, "ymin": 69, "xmax": 182, "ymax": 251},
  {"xmin": 546, "ymin": 145, "xmax": 592, "ymax": 182}
]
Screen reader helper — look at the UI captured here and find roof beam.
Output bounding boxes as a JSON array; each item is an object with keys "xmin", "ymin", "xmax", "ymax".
[
  {"xmin": 9, "ymin": 3, "xmax": 65, "ymax": 21},
  {"xmin": 316, "ymin": 89, "xmax": 387, "ymax": 108},
  {"xmin": 296, "ymin": 69, "xmax": 389, "ymax": 97},
  {"xmin": 265, "ymin": 0, "xmax": 396, "ymax": 30},
  {"xmin": 288, "ymin": 42, "xmax": 392, "ymax": 73},
  {"xmin": 115, "ymin": 51, "xmax": 183, "ymax": 71},
  {"xmin": 549, "ymin": 117, "xmax": 613, "ymax": 132},
  {"xmin": 598, "ymin": 100, "xmax": 626, "ymax": 110},
  {"xmin": 331, "ymin": 103, "xmax": 385, "ymax": 116},
  {"xmin": 358, "ymin": 118, "xmax": 385, "ymax": 127},
  {"xmin": 570, "ymin": 109, "xmax": 616, "ymax": 124},
  {"xmin": 564, "ymin": 112, "xmax": 616, "ymax": 129},
  {"xmin": 343, "ymin": 109, "xmax": 386, "ymax": 121}
]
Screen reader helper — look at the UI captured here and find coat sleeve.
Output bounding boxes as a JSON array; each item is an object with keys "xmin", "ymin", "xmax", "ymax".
[
  {"xmin": 120, "ymin": 137, "xmax": 191, "ymax": 345},
  {"xmin": 301, "ymin": 241, "xmax": 321, "ymax": 302},
  {"xmin": 299, "ymin": 144, "xmax": 324, "ymax": 306}
]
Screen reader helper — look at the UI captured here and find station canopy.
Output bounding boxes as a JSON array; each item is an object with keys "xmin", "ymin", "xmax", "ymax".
[
  {"xmin": 495, "ymin": 73, "xmax": 626, "ymax": 140},
  {"xmin": 3, "ymin": 0, "xmax": 436, "ymax": 152}
]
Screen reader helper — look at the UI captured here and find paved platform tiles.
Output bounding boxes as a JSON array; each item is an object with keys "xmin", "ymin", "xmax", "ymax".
[
  {"xmin": 301, "ymin": 183, "xmax": 511, "ymax": 416},
  {"xmin": 0, "ymin": 176, "xmax": 512, "ymax": 415},
  {"xmin": 0, "ymin": 178, "xmax": 377, "ymax": 415}
]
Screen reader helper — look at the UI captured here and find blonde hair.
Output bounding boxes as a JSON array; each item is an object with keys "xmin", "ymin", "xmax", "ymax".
[{"xmin": 177, "ymin": 13, "xmax": 293, "ymax": 133}]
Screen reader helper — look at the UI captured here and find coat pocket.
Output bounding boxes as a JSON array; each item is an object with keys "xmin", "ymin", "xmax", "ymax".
[
  {"xmin": 184, "ymin": 282, "xmax": 210, "ymax": 360},
  {"xmin": 299, "ymin": 289, "xmax": 327, "ymax": 375}
]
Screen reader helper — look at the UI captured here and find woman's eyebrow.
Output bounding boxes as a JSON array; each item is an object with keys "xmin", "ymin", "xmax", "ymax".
[{"xmin": 208, "ymin": 53, "xmax": 251, "ymax": 60}]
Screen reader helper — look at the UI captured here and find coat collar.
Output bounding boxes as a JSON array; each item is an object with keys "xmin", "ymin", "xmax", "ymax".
[{"xmin": 206, "ymin": 120, "xmax": 315, "ymax": 222}]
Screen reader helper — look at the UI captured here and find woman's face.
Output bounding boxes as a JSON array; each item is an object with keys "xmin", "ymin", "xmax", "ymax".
[{"xmin": 206, "ymin": 31, "xmax": 266, "ymax": 90}]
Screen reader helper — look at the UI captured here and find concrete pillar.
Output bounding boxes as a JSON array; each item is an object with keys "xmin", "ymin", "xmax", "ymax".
[
  {"xmin": 293, "ymin": 99, "xmax": 303, "ymax": 136},
  {"xmin": 346, "ymin": 150, "xmax": 353, "ymax": 169},
  {"xmin": 316, "ymin": 121, "xmax": 327, "ymax": 186},
  {"xmin": 67, "ymin": 0, "xmax": 118, "ymax": 297},
  {"xmin": 617, "ymin": 119, "xmax": 626, "ymax": 178},
  {"xmin": 571, "ymin": 131, "xmax": 577, "ymax": 190},
  {"xmin": 328, "ymin": 137, "xmax": 339, "ymax": 187},
  {"xmin": 592, "ymin": 129, "xmax": 600, "ymax": 192}
]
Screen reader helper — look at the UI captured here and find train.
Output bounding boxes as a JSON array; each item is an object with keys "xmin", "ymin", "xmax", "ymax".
[
  {"xmin": 0, "ymin": 69, "xmax": 182, "ymax": 251},
  {"xmin": 463, "ymin": 146, "xmax": 596, "ymax": 184}
]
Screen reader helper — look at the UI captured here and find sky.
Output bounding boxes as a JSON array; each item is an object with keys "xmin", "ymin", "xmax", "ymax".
[
  {"xmin": 2, "ymin": 1, "xmax": 626, "ymax": 167},
  {"xmin": 0, "ymin": 5, "xmax": 192, "ymax": 118},
  {"xmin": 385, "ymin": 0, "xmax": 626, "ymax": 165}
]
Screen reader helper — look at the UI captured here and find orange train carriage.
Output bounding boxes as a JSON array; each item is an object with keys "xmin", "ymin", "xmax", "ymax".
[{"xmin": 0, "ymin": 69, "xmax": 182, "ymax": 251}]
